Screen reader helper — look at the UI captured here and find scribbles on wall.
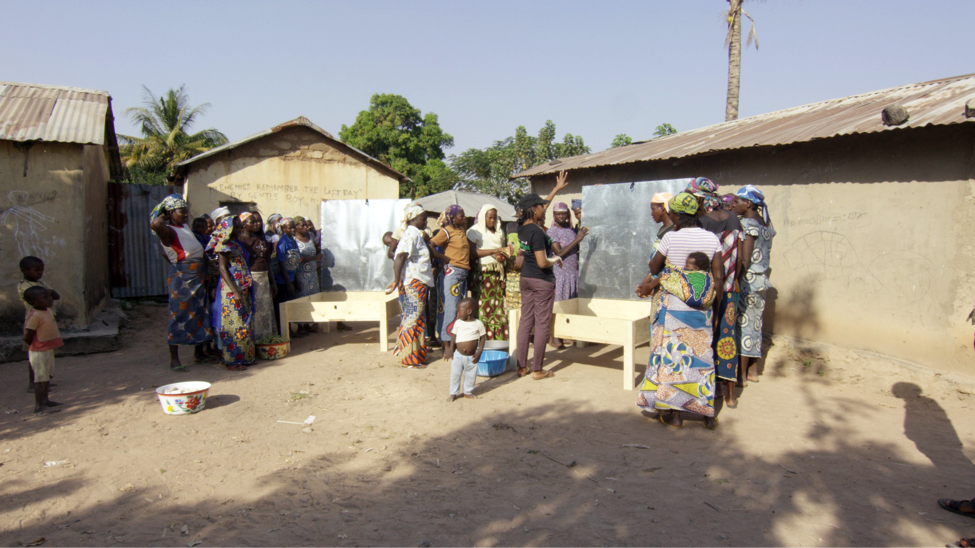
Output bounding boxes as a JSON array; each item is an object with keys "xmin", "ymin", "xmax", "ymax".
[
  {"xmin": 782, "ymin": 231, "xmax": 860, "ymax": 281},
  {"xmin": 782, "ymin": 228, "xmax": 935, "ymax": 313},
  {"xmin": 0, "ymin": 190, "xmax": 58, "ymax": 262}
]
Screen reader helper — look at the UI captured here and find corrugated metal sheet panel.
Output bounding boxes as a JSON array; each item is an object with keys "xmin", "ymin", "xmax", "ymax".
[
  {"xmin": 0, "ymin": 82, "xmax": 110, "ymax": 145},
  {"xmin": 516, "ymin": 72, "xmax": 975, "ymax": 178},
  {"xmin": 108, "ymin": 183, "xmax": 179, "ymax": 298}
]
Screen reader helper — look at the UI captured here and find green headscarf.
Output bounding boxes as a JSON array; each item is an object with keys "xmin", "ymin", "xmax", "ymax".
[{"xmin": 669, "ymin": 192, "xmax": 699, "ymax": 216}]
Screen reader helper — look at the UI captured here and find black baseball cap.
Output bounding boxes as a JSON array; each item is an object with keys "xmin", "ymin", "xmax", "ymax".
[{"xmin": 517, "ymin": 193, "xmax": 549, "ymax": 210}]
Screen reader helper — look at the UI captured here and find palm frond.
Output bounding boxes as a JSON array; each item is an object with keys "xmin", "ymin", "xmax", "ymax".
[{"xmin": 742, "ymin": 10, "xmax": 759, "ymax": 50}]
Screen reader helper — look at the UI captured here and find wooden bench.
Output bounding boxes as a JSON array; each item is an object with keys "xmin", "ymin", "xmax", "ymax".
[
  {"xmin": 278, "ymin": 291, "xmax": 402, "ymax": 351},
  {"xmin": 507, "ymin": 298, "xmax": 654, "ymax": 390}
]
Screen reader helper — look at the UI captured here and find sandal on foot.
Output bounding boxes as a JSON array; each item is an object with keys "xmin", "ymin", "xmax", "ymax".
[
  {"xmin": 516, "ymin": 367, "xmax": 530, "ymax": 378},
  {"xmin": 725, "ymin": 399, "xmax": 738, "ymax": 409},
  {"xmin": 939, "ymin": 499, "xmax": 975, "ymax": 519},
  {"xmin": 401, "ymin": 364, "xmax": 427, "ymax": 369},
  {"xmin": 170, "ymin": 365, "xmax": 189, "ymax": 372},
  {"xmin": 704, "ymin": 417, "xmax": 719, "ymax": 430},
  {"xmin": 533, "ymin": 370, "xmax": 555, "ymax": 380},
  {"xmin": 658, "ymin": 414, "xmax": 684, "ymax": 430},
  {"xmin": 224, "ymin": 364, "xmax": 247, "ymax": 371}
]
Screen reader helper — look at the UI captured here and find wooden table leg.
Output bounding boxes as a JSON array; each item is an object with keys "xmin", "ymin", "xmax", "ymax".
[
  {"xmin": 623, "ymin": 321, "xmax": 636, "ymax": 390},
  {"xmin": 379, "ymin": 304, "xmax": 389, "ymax": 353},
  {"xmin": 508, "ymin": 308, "xmax": 519, "ymax": 371}
]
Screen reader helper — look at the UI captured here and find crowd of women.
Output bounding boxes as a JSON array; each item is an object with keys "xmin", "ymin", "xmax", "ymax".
[
  {"xmin": 635, "ymin": 179, "xmax": 775, "ymax": 430},
  {"xmin": 150, "ymin": 195, "xmax": 325, "ymax": 371},
  {"xmin": 384, "ymin": 171, "xmax": 588, "ymax": 377},
  {"xmin": 385, "ymin": 176, "xmax": 775, "ymax": 431},
  {"xmin": 148, "ymin": 175, "xmax": 775, "ymax": 428}
]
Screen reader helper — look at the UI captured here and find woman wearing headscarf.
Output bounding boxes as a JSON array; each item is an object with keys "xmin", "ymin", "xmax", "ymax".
[
  {"xmin": 238, "ymin": 212, "xmax": 277, "ymax": 340},
  {"xmin": 635, "ymin": 193, "xmax": 724, "ymax": 429},
  {"xmin": 150, "ymin": 194, "xmax": 214, "ymax": 371},
  {"xmin": 650, "ymin": 193, "xmax": 674, "ymax": 246},
  {"xmin": 467, "ymin": 204, "xmax": 513, "ymax": 340},
  {"xmin": 731, "ymin": 185, "xmax": 776, "ymax": 385},
  {"xmin": 430, "ymin": 205, "xmax": 470, "ymax": 342},
  {"xmin": 293, "ymin": 216, "xmax": 322, "ymax": 298},
  {"xmin": 273, "ymin": 218, "xmax": 301, "ymax": 332},
  {"xmin": 515, "ymin": 193, "xmax": 564, "ymax": 380},
  {"xmin": 686, "ymin": 177, "xmax": 743, "ymax": 408},
  {"xmin": 207, "ymin": 216, "xmax": 256, "ymax": 369},
  {"xmin": 571, "ymin": 199, "xmax": 583, "ymax": 225},
  {"xmin": 386, "ymin": 202, "xmax": 435, "ymax": 368},
  {"xmin": 547, "ymin": 202, "xmax": 589, "ymax": 302},
  {"xmin": 293, "ymin": 216, "xmax": 323, "ymax": 334},
  {"xmin": 265, "ymin": 213, "xmax": 283, "ymax": 286}
]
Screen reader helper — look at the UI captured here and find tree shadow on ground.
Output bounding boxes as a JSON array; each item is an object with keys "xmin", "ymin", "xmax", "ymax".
[{"xmin": 4, "ymin": 389, "xmax": 973, "ymax": 547}]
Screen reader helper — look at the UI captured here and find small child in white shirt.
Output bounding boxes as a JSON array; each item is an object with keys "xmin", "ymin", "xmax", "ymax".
[{"xmin": 443, "ymin": 297, "xmax": 486, "ymax": 401}]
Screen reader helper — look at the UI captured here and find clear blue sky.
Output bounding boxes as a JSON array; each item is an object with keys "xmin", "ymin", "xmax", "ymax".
[{"xmin": 4, "ymin": 0, "xmax": 973, "ymax": 155}]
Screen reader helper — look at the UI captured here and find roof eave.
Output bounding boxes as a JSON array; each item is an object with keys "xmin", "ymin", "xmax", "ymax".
[{"xmin": 174, "ymin": 116, "xmax": 410, "ymax": 183}]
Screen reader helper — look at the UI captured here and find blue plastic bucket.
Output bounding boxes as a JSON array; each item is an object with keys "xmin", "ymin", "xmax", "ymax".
[{"xmin": 477, "ymin": 350, "xmax": 509, "ymax": 377}]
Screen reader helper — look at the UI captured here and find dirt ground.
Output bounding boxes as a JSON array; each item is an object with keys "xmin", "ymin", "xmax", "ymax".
[{"xmin": 2, "ymin": 302, "xmax": 975, "ymax": 547}]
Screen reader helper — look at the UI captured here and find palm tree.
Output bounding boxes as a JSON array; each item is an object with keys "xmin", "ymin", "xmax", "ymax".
[
  {"xmin": 119, "ymin": 85, "xmax": 228, "ymax": 175},
  {"xmin": 725, "ymin": 0, "xmax": 758, "ymax": 121}
]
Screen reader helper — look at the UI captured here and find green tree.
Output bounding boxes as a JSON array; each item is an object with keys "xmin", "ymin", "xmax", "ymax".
[
  {"xmin": 725, "ymin": 0, "xmax": 759, "ymax": 121},
  {"xmin": 451, "ymin": 121, "xmax": 590, "ymax": 204},
  {"xmin": 340, "ymin": 93, "xmax": 456, "ymax": 198},
  {"xmin": 611, "ymin": 134, "xmax": 633, "ymax": 147},
  {"xmin": 653, "ymin": 123, "xmax": 678, "ymax": 138},
  {"xmin": 119, "ymin": 85, "xmax": 228, "ymax": 180}
]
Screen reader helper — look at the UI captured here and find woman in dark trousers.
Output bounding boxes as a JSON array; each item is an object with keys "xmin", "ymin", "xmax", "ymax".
[{"xmin": 515, "ymin": 193, "xmax": 563, "ymax": 380}]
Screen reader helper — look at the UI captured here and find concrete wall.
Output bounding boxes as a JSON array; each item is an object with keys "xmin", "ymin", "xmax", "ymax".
[
  {"xmin": 531, "ymin": 124, "xmax": 975, "ymax": 374},
  {"xmin": 0, "ymin": 140, "xmax": 87, "ymax": 334},
  {"xmin": 82, "ymin": 144, "xmax": 110, "ymax": 321},
  {"xmin": 183, "ymin": 126, "xmax": 400, "ymax": 221}
]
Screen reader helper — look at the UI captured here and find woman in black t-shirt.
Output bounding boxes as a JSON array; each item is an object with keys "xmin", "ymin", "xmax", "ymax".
[{"xmin": 515, "ymin": 193, "xmax": 563, "ymax": 380}]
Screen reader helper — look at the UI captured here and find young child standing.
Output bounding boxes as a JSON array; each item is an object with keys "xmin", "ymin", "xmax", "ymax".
[
  {"xmin": 23, "ymin": 286, "xmax": 63, "ymax": 414},
  {"xmin": 17, "ymin": 256, "xmax": 60, "ymax": 392},
  {"xmin": 443, "ymin": 297, "xmax": 486, "ymax": 401}
]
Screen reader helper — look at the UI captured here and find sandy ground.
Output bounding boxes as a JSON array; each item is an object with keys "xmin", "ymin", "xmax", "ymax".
[{"xmin": 2, "ymin": 301, "xmax": 975, "ymax": 547}]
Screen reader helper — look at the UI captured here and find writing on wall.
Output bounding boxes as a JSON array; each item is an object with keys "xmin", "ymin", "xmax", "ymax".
[
  {"xmin": 0, "ymin": 190, "xmax": 60, "ymax": 262},
  {"xmin": 786, "ymin": 211, "xmax": 868, "ymax": 228},
  {"xmin": 212, "ymin": 179, "xmax": 362, "ymax": 208}
]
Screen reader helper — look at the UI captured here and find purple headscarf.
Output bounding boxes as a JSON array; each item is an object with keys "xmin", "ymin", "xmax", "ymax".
[{"xmin": 444, "ymin": 205, "xmax": 464, "ymax": 227}]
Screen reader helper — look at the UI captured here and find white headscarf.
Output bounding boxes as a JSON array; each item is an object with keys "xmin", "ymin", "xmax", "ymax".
[
  {"xmin": 467, "ymin": 203, "xmax": 505, "ymax": 267},
  {"xmin": 210, "ymin": 206, "xmax": 232, "ymax": 222},
  {"xmin": 400, "ymin": 202, "xmax": 426, "ymax": 232}
]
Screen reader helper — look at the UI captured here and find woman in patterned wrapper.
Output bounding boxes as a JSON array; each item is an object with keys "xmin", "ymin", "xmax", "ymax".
[
  {"xmin": 207, "ymin": 216, "xmax": 256, "ymax": 369},
  {"xmin": 731, "ymin": 185, "xmax": 776, "ymax": 385},
  {"xmin": 237, "ymin": 212, "xmax": 278, "ymax": 341},
  {"xmin": 466, "ymin": 204, "xmax": 514, "ymax": 341},
  {"xmin": 686, "ymin": 177, "xmax": 743, "ymax": 408},
  {"xmin": 150, "ymin": 194, "xmax": 214, "ymax": 372},
  {"xmin": 386, "ymin": 202, "xmax": 435, "ymax": 368},
  {"xmin": 293, "ymin": 216, "xmax": 323, "ymax": 335},
  {"xmin": 635, "ymin": 193, "xmax": 724, "ymax": 430}
]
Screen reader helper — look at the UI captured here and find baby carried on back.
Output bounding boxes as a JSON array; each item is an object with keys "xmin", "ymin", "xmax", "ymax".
[{"xmin": 652, "ymin": 252, "xmax": 716, "ymax": 309}]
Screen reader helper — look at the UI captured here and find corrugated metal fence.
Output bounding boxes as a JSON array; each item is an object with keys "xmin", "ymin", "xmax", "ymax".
[{"xmin": 108, "ymin": 183, "xmax": 179, "ymax": 298}]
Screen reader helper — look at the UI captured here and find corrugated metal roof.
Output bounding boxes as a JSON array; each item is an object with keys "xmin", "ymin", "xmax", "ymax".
[
  {"xmin": 515, "ymin": 72, "xmax": 975, "ymax": 178},
  {"xmin": 0, "ymin": 82, "xmax": 113, "ymax": 145},
  {"xmin": 175, "ymin": 116, "xmax": 411, "ymax": 182}
]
